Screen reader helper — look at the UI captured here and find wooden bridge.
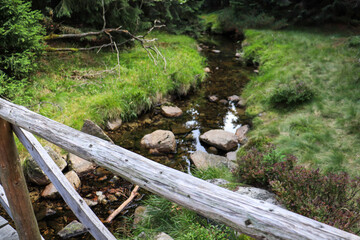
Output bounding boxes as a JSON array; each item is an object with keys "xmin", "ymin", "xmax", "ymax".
[{"xmin": 0, "ymin": 97, "xmax": 359, "ymax": 240}]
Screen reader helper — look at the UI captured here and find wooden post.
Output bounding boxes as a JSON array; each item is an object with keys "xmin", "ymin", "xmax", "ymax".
[{"xmin": 0, "ymin": 118, "xmax": 41, "ymax": 240}]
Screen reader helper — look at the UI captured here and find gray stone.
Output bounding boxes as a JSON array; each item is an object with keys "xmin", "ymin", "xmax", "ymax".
[
  {"xmin": 212, "ymin": 49, "xmax": 221, "ymax": 54},
  {"xmin": 207, "ymin": 146, "xmax": 218, "ymax": 155},
  {"xmin": 235, "ymin": 125, "xmax": 250, "ymax": 144},
  {"xmin": 227, "ymin": 95, "xmax": 241, "ymax": 103},
  {"xmin": 190, "ymin": 151, "xmax": 236, "ymax": 170},
  {"xmin": 106, "ymin": 118, "xmax": 122, "ymax": 131},
  {"xmin": 84, "ymin": 198, "xmax": 98, "ymax": 207},
  {"xmin": 235, "ymin": 187, "xmax": 283, "ymax": 207},
  {"xmin": 141, "ymin": 130, "xmax": 176, "ymax": 154},
  {"xmin": 219, "ymin": 99, "xmax": 228, "ymax": 105},
  {"xmin": 24, "ymin": 146, "xmax": 67, "ymax": 186},
  {"xmin": 226, "ymin": 151, "xmax": 237, "ymax": 161},
  {"xmin": 161, "ymin": 106, "xmax": 183, "ymax": 118},
  {"xmin": 200, "ymin": 129, "xmax": 238, "ymax": 151},
  {"xmin": 81, "ymin": 119, "xmax": 113, "ymax": 143},
  {"xmin": 134, "ymin": 206, "xmax": 148, "ymax": 226},
  {"xmin": 206, "ymin": 178, "xmax": 230, "ymax": 186},
  {"xmin": 58, "ymin": 220, "xmax": 87, "ymax": 239},
  {"xmin": 208, "ymin": 95, "xmax": 218, "ymax": 102},
  {"xmin": 204, "ymin": 67, "xmax": 211, "ymax": 73},
  {"xmin": 68, "ymin": 153, "xmax": 96, "ymax": 176},
  {"xmin": 236, "ymin": 98, "xmax": 246, "ymax": 108},
  {"xmin": 42, "ymin": 171, "xmax": 81, "ymax": 199},
  {"xmin": 154, "ymin": 232, "xmax": 174, "ymax": 240}
]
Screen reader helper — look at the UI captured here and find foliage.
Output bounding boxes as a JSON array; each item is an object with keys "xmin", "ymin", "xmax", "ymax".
[
  {"xmin": 0, "ymin": 0, "xmax": 44, "ymax": 100},
  {"xmin": 241, "ymin": 29, "xmax": 360, "ymax": 175},
  {"xmin": 132, "ymin": 195, "xmax": 250, "ymax": 240},
  {"xmin": 268, "ymin": 81, "xmax": 314, "ymax": 108},
  {"xmin": 234, "ymin": 145, "xmax": 360, "ymax": 233},
  {"xmin": 33, "ymin": 0, "xmax": 204, "ymax": 35},
  {"xmin": 229, "ymin": 0, "xmax": 360, "ymax": 25}
]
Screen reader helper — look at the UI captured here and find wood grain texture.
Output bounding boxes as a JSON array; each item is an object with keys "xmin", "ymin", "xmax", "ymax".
[
  {"xmin": 0, "ymin": 118, "xmax": 41, "ymax": 240},
  {"xmin": 13, "ymin": 127, "xmax": 116, "ymax": 240},
  {"xmin": 1, "ymin": 98, "xmax": 359, "ymax": 240},
  {"xmin": 0, "ymin": 184, "xmax": 45, "ymax": 240},
  {"xmin": 0, "ymin": 222, "xmax": 19, "ymax": 240}
]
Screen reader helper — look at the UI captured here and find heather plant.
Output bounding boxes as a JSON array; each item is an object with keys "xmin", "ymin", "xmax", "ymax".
[{"xmin": 235, "ymin": 145, "xmax": 360, "ymax": 233}]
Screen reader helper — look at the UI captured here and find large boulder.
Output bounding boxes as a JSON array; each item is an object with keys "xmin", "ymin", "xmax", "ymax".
[
  {"xmin": 81, "ymin": 119, "xmax": 113, "ymax": 143},
  {"xmin": 235, "ymin": 187, "xmax": 283, "ymax": 207},
  {"xmin": 235, "ymin": 125, "xmax": 250, "ymax": 144},
  {"xmin": 42, "ymin": 171, "xmax": 80, "ymax": 199},
  {"xmin": 141, "ymin": 130, "xmax": 176, "ymax": 155},
  {"xmin": 24, "ymin": 146, "xmax": 67, "ymax": 186},
  {"xmin": 161, "ymin": 106, "xmax": 183, "ymax": 118},
  {"xmin": 190, "ymin": 151, "xmax": 236, "ymax": 170},
  {"xmin": 199, "ymin": 129, "xmax": 238, "ymax": 151},
  {"xmin": 68, "ymin": 153, "xmax": 96, "ymax": 176}
]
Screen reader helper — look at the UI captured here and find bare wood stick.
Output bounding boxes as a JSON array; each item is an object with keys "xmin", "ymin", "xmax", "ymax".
[
  {"xmin": 0, "ymin": 118, "xmax": 41, "ymax": 240},
  {"xmin": 105, "ymin": 185, "xmax": 139, "ymax": 223},
  {"xmin": 1, "ymin": 98, "xmax": 358, "ymax": 240}
]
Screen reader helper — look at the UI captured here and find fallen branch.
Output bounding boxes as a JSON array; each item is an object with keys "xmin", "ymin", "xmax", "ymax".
[{"xmin": 105, "ymin": 185, "xmax": 139, "ymax": 223}]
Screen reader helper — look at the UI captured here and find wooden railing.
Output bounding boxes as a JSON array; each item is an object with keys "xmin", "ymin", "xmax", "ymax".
[{"xmin": 0, "ymin": 97, "xmax": 359, "ymax": 240}]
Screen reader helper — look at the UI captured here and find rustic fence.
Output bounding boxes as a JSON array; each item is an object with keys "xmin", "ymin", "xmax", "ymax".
[{"xmin": 0, "ymin": 97, "xmax": 358, "ymax": 240}]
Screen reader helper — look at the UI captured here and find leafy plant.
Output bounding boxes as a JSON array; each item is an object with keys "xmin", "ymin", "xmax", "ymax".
[
  {"xmin": 0, "ymin": 0, "xmax": 44, "ymax": 99},
  {"xmin": 234, "ymin": 145, "xmax": 360, "ymax": 233},
  {"xmin": 268, "ymin": 81, "xmax": 314, "ymax": 108}
]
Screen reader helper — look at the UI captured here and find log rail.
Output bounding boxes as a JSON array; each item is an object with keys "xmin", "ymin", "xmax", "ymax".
[{"xmin": 0, "ymin": 97, "xmax": 359, "ymax": 240}]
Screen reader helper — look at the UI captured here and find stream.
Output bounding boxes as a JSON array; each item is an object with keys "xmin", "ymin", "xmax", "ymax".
[
  {"xmin": 108, "ymin": 35, "xmax": 251, "ymax": 173},
  {"xmin": 0, "ymin": 36, "xmax": 251, "ymax": 240}
]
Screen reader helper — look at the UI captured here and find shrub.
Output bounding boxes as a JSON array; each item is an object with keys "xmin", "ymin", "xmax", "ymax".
[
  {"xmin": 268, "ymin": 81, "xmax": 314, "ymax": 108},
  {"xmin": 0, "ymin": 0, "xmax": 44, "ymax": 99},
  {"xmin": 234, "ymin": 145, "xmax": 360, "ymax": 233}
]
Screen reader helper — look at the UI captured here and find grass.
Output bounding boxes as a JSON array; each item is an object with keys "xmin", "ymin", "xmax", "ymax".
[
  {"xmin": 11, "ymin": 32, "xmax": 205, "ymax": 130},
  {"xmin": 241, "ymin": 28, "xmax": 360, "ymax": 175}
]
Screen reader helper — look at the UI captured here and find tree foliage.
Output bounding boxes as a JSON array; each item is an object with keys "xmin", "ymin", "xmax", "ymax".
[
  {"xmin": 229, "ymin": 0, "xmax": 360, "ymax": 24},
  {"xmin": 33, "ymin": 0, "xmax": 204, "ymax": 35},
  {"xmin": 0, "ymin": 0, "xmax": 44, "ymax": 99}
]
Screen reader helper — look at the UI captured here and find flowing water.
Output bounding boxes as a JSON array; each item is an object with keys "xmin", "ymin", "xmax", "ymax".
[{"xmin": 109, "ymin": 36, "xmax": 251, "ymax": 173}]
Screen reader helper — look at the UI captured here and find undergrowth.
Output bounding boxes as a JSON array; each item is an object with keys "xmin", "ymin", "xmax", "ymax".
[
  {"xmin": 241, "ymin": 29, "xmax": 360, "ymax": 175},
  {"xmin": 10, "ymin": 32, "xmax": 205, "ymax": 130},
  {"xmin": 235, "ymin": 145, "xmax": 360, "ymax": 234}
]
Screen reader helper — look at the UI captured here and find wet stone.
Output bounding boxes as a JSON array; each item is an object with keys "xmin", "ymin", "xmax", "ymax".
[
  {"xmin": 107, "ymin": 194, "xmax": 118, "ymax": 202},
  {"xmin": 207, "ymin": 146, "xmax": 218, "ymax": 155},
  {"xmin": 24, "ymin": 146, "xmax": 67, "ymax": 186},
  {"xmin": 141, "ymin": 130, "xmax": 176, "ymax": 154},
  {"xmin": 84, "ymin": 198, "xmax": 98, "ymax": 207},
  {"xmin": 208, "ymin": 95, "xmax": 218, "ymax": 102},
  {"xmin": 219, "ymin": 99, "xmax": 228, "ymax": 105},
  {"xmin": 68, "ymin": 153, "xmax": 96, "ymax": 176},
  {"xmin": 161, "ymin": 105, "xmax": 183, "ymax": 118},
  {"xmin": 200, "ymin": 129, "xmax": 238, "ymax": 151},
  {"xmin": 204, "ymin": 67, "xmax": 211, "ymax": 73},
  {"xmin": 227, "ymin": 95, "xmax": 241, "ymax": 103},
  {"xmin": 212, "ymin": 49, "xmax": 221, "ymax": 54},
  {"xmin": 58, "ymin": 220, "xmax": 88, "ymax": 239},
  {"xmin": 81, "ymin": 119, "xmax": 113, "ymax": 143},
  {"xmin": 106, "ymin": 118, "xmax": 122, "ymax": 131},
  {"xmin": 190, "ymin": 151, "xmax": 236, "ymax": 170}
]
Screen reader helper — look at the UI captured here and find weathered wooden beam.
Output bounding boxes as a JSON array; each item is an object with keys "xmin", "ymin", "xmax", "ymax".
[
  {"xmin": 13, "ymin": 127, "xmax": 116, "ymax": 240},
  {"xmin": 0, "ymin": 98, "xmax": 359, "ymax": 240},
  {"xmin": 0, "ymin": 118, "xmax": 41, "ymax": 240}
]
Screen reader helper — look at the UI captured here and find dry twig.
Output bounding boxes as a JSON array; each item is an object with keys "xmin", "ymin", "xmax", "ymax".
[{"xmin": 105, "ymin": 185, "xmax": 140, "ymax": 223}]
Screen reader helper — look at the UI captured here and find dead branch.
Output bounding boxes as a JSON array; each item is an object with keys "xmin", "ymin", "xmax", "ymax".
[{"xmin": 105, "ymin": 185, "xmax": 139, "ymax": 223}]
